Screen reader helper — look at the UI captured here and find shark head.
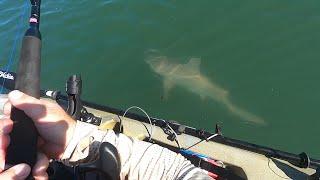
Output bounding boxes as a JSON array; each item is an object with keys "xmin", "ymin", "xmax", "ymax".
[
  {"xmin": 145, "ymin": 56, "xmax": 170, "ymax": 75},
  {"xmin": 145, "ymin": 49, "xmax": 203, "ymax": 78},
  {"xmin": 145, "ymin": 50, "xmax": 177, "ymax": 75}
]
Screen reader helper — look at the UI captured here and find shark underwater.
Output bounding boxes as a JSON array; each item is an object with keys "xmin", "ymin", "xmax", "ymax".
[{"xmin": 145, "ymin": 51, "xmax": 266, "ymax": 125}]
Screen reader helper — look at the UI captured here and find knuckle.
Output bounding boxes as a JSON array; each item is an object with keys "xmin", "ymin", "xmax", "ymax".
[{"xmin": 3, "ymin": 101, "xmax": 12, "ymax": 115}]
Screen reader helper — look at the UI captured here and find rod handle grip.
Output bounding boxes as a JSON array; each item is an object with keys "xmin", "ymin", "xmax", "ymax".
[{"xmin": 6, "ymin": 35, "xmax": 41, "ymax": 171}]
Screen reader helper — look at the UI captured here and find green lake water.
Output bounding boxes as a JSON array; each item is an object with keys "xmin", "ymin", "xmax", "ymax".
[{"xmin": 1, "ymin": 0, "xmax": 320, "ymax": 158}]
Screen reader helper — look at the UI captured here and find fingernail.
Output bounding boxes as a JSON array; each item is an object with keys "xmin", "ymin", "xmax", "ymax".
[
  {"xmin": 3, "ymin": 102, "xmax": 11, "ymax": 115},
  {"xmin": 12, "ymin": 164, "xmax": 30, "ymax": 178},
  {"xmin": 9, "ymin": 90, "xmax": 23, "ymax": 100}
]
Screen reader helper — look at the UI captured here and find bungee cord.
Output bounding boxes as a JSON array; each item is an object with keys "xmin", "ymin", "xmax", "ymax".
[
  {"xmin": 120, "ymin": 105, "xmax": 220, "ymax": 150},
  {"xmin": 122, "ymin": 106, "xmax": 155, "ymax": 141},
  {"xmin": 267, "ymin": 158, "xmax": 291, "ymax": 179},
  {"xmin": 158, "ymin": 119, "xmax": 181, "ymax": 149},
  {"xmin": 0, "ymin": 1, "xmax": 29, "ymax": 94},
  {"xmin": 121, "ymin": 106, "xmax": 183, "ymax": 148}
]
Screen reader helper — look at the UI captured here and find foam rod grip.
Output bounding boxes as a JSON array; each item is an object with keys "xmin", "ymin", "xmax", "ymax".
[{"xmin": 6, "ymin": 35, "xmax": 41, "ymax": 168}]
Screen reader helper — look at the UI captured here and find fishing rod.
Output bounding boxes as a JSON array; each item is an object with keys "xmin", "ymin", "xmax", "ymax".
[{"xmin": 5, "ymin": 0, "xmax": 42, "ymax": 177}]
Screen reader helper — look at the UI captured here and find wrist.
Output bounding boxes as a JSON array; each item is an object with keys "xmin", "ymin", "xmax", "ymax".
[{"xmin": 60, "ymin": 121, "xmax": 98, "ymax": 161}]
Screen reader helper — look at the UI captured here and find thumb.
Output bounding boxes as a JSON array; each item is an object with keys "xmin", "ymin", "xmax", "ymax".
[
  {"xmin": 0, "ymin": 163, "xmax": 31, "ymax": 180},
  {"xmin": 8, "ymin": 90, "xmax": 44, "ymax": 120}
]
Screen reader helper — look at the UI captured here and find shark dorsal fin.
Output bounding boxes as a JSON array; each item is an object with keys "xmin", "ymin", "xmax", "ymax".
[{"xmin": 184, "ymin": 58, "xmax": 201, "ymax": 75}]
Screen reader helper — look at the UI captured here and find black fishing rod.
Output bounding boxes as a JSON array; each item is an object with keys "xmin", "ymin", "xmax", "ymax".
[{"xmin": 6, "ymin": 0, "xmax": 42, "ymax": 177}]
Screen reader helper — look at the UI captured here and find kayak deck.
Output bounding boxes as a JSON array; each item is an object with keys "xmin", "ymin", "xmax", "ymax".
[{"xmin": 86, "ymin": 105, "xmax": 316, "ymax": 180}]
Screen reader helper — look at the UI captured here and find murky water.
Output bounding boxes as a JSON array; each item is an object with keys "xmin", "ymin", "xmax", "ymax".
[{"xmin": 1, "ymin": 0, "xmax": 320, "ymax": 158}]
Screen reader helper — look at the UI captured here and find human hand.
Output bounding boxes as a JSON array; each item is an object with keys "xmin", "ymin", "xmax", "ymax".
[
  {"xmin": 4, "ymin": 90, "xmax": 76, "ymax": 159},
  {"xmin": 0, "ymin": 118, "xmax": 49, "ymax": 179}
]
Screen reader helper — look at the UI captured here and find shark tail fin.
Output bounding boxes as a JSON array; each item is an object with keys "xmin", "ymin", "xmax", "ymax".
[{"xmin": 225, "ymin": 101, "xmax": 267, "ymax": 126}]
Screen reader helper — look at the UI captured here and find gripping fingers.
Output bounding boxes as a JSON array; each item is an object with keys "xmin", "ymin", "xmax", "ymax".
[
  {"xmin": 0, "ymin": 164, "xmax": 31, "ymax": 180},
  {"xmin": 8, "ymin": 90, "xmax": 39, "ymax": 106},
  {"xmin": 8, "ymin": 90, "xmax": 45, "ymax": 120},
  {"xmin": 0, "ymin": 118, "xmax": 13, "ymax": 171},
  {"xmin": 33, "ymin": 152, "xmax": 49, "ymax": 180},
  {"xmin": 0, "ymin": 136, "xmax": 10, "ymax": 171},
  {"xmin": 3, "ymin": 102, "xmax": 12, "ymax": 116},
  {"xmin": 0, "ymin": 118, "xmax": 13, "ymax": 135}
]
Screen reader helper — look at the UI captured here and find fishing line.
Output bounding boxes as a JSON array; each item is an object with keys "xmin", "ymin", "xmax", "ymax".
[
  {"xmin": 0, "ymin": 1, "xmax": 29, "ymax": 94},
  {"xmin": 267, "ymin": 158, "xmax": 291, "ymax": 179},
  {"xmin": 165, "ymin": 122, "xmax": 181, "ymax": 148},
  {"xmin": 122, "ymin": 106, "xmax": 155, "ymax": 141},
  {"xmin": 158, "ymin": 119, "xmax": 181, "ymax": 149},
  {"xmin": 185, "ymin": 133, "xmax": 218, "ymax": 150}
]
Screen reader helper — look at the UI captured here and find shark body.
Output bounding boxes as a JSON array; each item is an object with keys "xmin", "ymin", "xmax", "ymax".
[{"xmin": 146, "ymin": 52, "xmax": 266, "ymax": 125}]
